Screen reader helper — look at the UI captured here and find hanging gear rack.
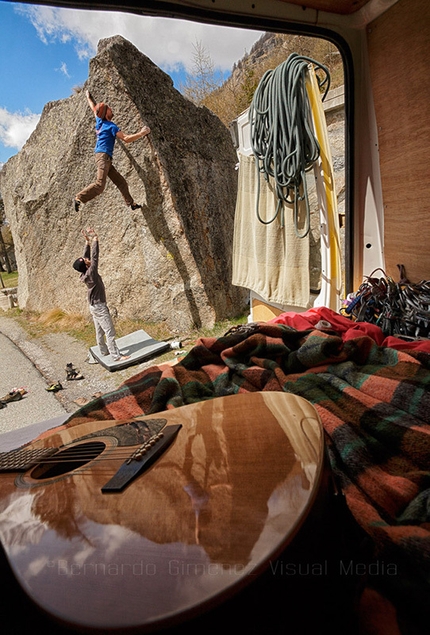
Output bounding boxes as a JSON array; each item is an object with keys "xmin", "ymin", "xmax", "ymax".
[{"xmin": 341, "ymin": 266, "xmax": 430, "ymax": 339}]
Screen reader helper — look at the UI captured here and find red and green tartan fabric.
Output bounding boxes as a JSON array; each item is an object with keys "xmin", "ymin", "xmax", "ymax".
[{"xmin": 66, "ymin": 316, "xmax": 430, "ymax": 634}]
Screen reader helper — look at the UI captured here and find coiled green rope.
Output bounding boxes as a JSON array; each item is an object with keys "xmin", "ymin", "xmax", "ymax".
[{"xmin": 249, "ymin": 53, "xmax": 330, "ymax": 237}]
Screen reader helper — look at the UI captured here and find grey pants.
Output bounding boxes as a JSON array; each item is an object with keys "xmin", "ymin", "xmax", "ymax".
[
  {"xmin": 77, "ymin": 152, "xmax": 133, "ymax": 205},
  {"xmin": 89, "ymin": 302, "xmax": 121, "ymax": 360}
]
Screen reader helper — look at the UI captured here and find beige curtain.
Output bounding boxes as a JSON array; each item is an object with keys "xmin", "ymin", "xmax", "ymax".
[{"xmin": 232, "ymin": 153, "xmax": 310, "ymax": 308}]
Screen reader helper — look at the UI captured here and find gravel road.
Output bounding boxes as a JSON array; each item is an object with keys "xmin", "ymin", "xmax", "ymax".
[
  {"xmin": 0, "ymin": 330, "xmax": 67, "ymax": 435},
  {"xmin": 0, "ymin": 315, "xmax": 179, "ymax": 436}
]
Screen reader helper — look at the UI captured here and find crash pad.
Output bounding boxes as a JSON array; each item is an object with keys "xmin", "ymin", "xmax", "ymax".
[{"xmin": 89, "ymin": 329, "xmax": 171, "ymax": 371}]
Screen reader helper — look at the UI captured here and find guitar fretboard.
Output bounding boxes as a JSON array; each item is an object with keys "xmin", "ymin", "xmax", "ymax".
[{"xmin": 0, "ymin": 446, "xmax": 58, "ymax": 472}]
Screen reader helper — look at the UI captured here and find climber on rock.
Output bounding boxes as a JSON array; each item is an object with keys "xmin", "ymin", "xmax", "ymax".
[{"xmin": 74, "ymin": 89, "xmax": 150, "ymax": 212}]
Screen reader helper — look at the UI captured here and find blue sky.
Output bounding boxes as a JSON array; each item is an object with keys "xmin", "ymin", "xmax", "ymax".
[{"xmin": 0, "ymin": 1, "xmax": 263, "ymax": 165}]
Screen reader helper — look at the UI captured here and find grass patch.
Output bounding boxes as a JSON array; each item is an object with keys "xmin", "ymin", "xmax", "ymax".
[
  {"xmin": 7, "ymin": 307, "xmax": 249, "ymax": 350},
  {"xmin": 187, "ymin": 314, "xmax": 248, "ymax": 340},
  {"xmin": 10, "ymin": 308, "xmax": 93, "ymax": 342},
  {"xmin": 0, "ymin": 271, "xmax": 18, "ymax": 289}
]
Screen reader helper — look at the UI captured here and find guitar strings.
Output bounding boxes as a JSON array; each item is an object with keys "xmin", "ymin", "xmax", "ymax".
[
  {"xmin": 2, "ymin": 447, "xmax": 164, "ymax": 467},
  {"xmin": 4, "ymin": 431, "xmax": 169, "ymax": 467},
  {"xmin": 30, "ymin": 448, "xmax": 157, "ymax": 463}
]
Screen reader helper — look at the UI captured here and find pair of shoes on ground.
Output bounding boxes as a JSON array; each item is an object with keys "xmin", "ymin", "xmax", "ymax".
[
  {"xmin": 66, "ymin": 362, "xmax": 84, "ymax": 380},
  {"xmin": 0, "ymin": 387, "xmax": 27, "ymax": 404},
  {"xmin": 46, "ymin": 381, "xmax": 62, "ymax": 392}
]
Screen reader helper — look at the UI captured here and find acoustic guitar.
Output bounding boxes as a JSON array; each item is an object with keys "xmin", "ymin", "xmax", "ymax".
[{"xmin": 0, "ymin": 391, "xmax": 325, "ymax": 633}]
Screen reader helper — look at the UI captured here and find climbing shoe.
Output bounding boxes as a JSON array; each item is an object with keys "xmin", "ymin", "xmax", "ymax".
[
  {"xmin": 86, "ymin": 352, "xmax": 98, "ymax": 364},
  {"xmin": 46, "ymin": 382, "xmax": 63, "ymax": 392},
  {"xmin": 65, "ymin": 363, "xmax": 84, "ymax": 380},
  {"xmin": 74, "ymin": 199, "xmax": 82, "ymax": 212},
  {"xmin": 130, "ymin": 202, "xmax": 142, "ymax": 211},
  {"xmin": 0, "ymin": 387, "xmax": 26, "ymax": 403}
]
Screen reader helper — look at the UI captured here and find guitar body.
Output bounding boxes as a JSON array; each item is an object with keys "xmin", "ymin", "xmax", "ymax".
[{"xmin": 0, "ymin": 392, "xmax": 325, "ymax": 633}]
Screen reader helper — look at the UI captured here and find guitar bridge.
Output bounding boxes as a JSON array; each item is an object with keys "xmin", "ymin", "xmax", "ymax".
[{"xmin": 101, "ymin": 424, "xmax": 182, "ymax": 493}]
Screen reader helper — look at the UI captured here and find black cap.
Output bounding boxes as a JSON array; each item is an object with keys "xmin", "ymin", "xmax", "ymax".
[{"xmin": 73, "ymin": 258, "xmax": 87, "ymax": 273}]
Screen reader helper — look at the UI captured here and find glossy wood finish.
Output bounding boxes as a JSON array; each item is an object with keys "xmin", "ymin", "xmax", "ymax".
[{"xmin": 0, "ymin": 392, "xmax": 323, "ymax": 632}]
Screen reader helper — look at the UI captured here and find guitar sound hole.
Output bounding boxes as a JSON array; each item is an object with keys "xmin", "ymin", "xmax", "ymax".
[{"xmin": 30, "ymin": 441, "xmax": 106, "ymax": 479}]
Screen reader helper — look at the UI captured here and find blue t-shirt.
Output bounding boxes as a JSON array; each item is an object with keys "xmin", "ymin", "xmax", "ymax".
[{"xmin": 94, "ymin": 117, "xmax": 120, "ymax": 157}]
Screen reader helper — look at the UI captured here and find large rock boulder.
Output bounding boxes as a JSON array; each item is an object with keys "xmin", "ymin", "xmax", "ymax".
[{"xmin": 0, "ymin": 35, "xmax": 247, "ymax": 332}]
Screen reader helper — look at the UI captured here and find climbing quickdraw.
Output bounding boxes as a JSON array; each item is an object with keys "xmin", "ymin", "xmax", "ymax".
[{"xmin": 340, "ymin": 266, "xmax": 430, "ymax": 339}]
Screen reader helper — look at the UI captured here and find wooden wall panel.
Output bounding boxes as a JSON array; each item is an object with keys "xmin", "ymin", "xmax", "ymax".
[{"xmin": 367, "ymin": 0, "xmax": 430, "ymax": 283}]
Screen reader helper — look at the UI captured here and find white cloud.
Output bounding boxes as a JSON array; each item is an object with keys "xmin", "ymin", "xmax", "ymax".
[
  {"xmin": 1, "ymin": 5, "xmax": 263, "ymax": 162},
  {"xmin": 57, "ymin": 62, "xmax": 71, "ymax": 78},
  {"xmin": 0, "ymin": 107, "xmax": 40, "ymax": 150},
  {"xmin": 16, "ymin": 5, "xmax": 263, "ymax": 74}
]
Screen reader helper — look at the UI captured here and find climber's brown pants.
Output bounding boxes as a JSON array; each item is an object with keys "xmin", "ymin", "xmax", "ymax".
[{"xmin": 76, "ymin": 152, "xmax": 132, "ymax": 205}]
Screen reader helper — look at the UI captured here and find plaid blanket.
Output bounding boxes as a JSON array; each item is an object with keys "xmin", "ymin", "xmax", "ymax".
[{"xmin": 67, "ymin": 312, "xmax": 430, "ymax": 634}]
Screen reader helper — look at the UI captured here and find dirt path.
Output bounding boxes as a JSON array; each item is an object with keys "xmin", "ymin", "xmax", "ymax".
[{"xmin": 0, "ymin": 315, "xmax": 181, "ymax": 422}]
